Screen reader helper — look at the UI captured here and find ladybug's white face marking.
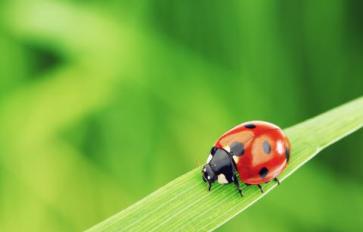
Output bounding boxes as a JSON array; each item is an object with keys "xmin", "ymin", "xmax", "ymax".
[
  {"xmin": 217, "ymin": 174, "xmax": 228, "ymax": 184},
  {"xmin": 206, "ymin": 154, "xmax": 213, "ymax": 163}
]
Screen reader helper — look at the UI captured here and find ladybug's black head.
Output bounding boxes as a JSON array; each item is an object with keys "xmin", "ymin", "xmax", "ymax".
[
  {"xmin": 202, "ymin": 163, "xmax": 217, "ymax": 191},
  {"xmin": 202, "ymin": 146, "xmax": 237, "ymax": 191}
]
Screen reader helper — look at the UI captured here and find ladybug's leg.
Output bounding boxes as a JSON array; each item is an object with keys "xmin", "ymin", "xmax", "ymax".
[
  {"xmin": 274, "ymin": 177, "xmax": 281, "ymax": 185},
  {"xmin": 232, "ymin": 175, "xmax": 243, "ymax": 197},
  {"xmin": 221, "ymin": 148, "xmax": 243, "ymax": 196},
  {"xmin": 208, "ymin": 182, "xmax": 212, "ymax": 191},
  {"xmin": 220, "ymin": 148, "xmax": 245, "ymax": 196},
  {"xmin": 257, "ymin": 184, "xmax": 264, "ymax": 193}
]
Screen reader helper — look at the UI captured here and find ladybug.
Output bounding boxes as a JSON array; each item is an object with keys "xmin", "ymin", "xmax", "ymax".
[{"xmin": 202, "ymin": 121, "xmax": 290, "ymax": 196}]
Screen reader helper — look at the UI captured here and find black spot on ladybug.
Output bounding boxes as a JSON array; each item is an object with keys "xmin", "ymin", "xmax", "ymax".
[
  {"xmin": 285, "ymin": 147, "xmax": 290, "ymax": 162},
  {"xmin": 259, "ymin": 167, "xmax": 269, "ymax": 178},
  {"xmin": 263, "ymin": 140, "xmax": 271, "ymax": 154},
  {"xmin": 210, "ymin": 146, "xmax": 218, "ymax": 155},
  {"xmin": 230, "ymin": 141, "xmax": 244, "ymax": 156},
  {"xmin": 244, "ymin": 123, "xmax": 256, "ymax": 129}
]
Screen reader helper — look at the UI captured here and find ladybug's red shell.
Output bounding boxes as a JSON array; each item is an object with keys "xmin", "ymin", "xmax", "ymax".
[{"xmin": 215, "ymin": 121, "xmax": 290, "ymax": 185}]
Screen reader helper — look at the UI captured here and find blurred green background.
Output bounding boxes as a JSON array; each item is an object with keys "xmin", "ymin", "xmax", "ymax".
[{"xmin": 0, "ymin": 0, "xmax": 362, "ymax": 231}]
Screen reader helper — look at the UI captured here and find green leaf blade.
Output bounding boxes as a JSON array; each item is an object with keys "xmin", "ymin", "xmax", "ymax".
[{"xmin": 86, "ymin": 97, "xmax": 363, "ymax": 232}]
